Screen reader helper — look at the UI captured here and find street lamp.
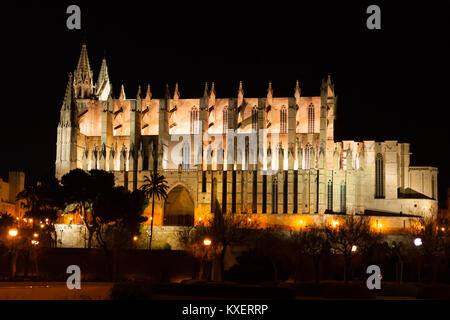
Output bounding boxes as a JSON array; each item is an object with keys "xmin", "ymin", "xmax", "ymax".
[
  {"xmin": 351, "ymin": 245, "xmax": 358, "ymax": 252},
  {"xmin": 8, "ymin": 229, "xmax": 18, "ymax": 237},
  {"xmin": 414, "ymin": 238, "xmax": 422, "ymax": 247},
  {"xmin": 8, "ymin": 228, "xmax": 18, "ymax": 279},
  {"xmin": 203, "ymin": 238, "xmax": 212, "ymax": 246}
]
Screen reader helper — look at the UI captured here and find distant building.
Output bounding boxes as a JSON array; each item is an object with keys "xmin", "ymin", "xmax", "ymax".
[
  {"xmin": 0, "ymin": 171, "xmax": 25, "ymax": 218},
  {"xmin": 54, "ymin": 43, "xmax": 438, "ymax": 243}
]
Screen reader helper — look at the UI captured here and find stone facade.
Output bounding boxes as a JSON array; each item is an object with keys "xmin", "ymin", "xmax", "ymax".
[{"xmin": 55, "ymin": 44, "xmax": 438, "ymax": 237}]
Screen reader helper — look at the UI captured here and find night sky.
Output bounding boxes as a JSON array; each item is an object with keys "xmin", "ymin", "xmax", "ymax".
[{"xmin": 1, "ymin": 2, "xmax": 448, "ymax": 205}]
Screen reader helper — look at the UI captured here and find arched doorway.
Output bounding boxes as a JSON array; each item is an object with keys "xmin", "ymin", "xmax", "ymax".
[{"xmin": 163, "ymin": 185, "xmax": 194, "ymax": 226}]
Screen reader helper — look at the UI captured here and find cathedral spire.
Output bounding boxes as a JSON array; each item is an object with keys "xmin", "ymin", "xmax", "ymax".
[
  {"xmin": 238, "ymin": 81, "xmax": 244, "ymax": 106},
  {"xmin": 136, "ymin": 85, "xmax": 142, "ymax": 100},
  {"xmin": 60, "ymin": 72, "xmax": 78, "ymax": 126},
  {"xmin": 203, "ymin": 82, "xmax": 209, "ymax": 98},
  {"xmin": 165, "ymin": 83, "xmax": 170, "ymax": 100},
  {"xmin": 173, "ymin": 82, "xmax": 180, "ymax": 100},
  {"xmin": 267, "ymin": 81, "xmax": 273, "ymax": 98},
  {"xmin": 210, "ymin": 82, "xmax": 216, "ymax": 97},
  {"xmin": 73, "ymin": 43, "xmax": 93, "ymax": 99},
  {"xmin": 119, "ymin": 84, "xmax": 126, "ymax": 100},
  {"xmin": 294, "ymin": 80, "xmax": 301, "ymax": 101},
  {"xmin": 95, "ymin": 57, "xmax": 111, "ymax": 100},
  {"xmin": 145, "ymin": 84, "xmax": 152, "ymax": 100}
]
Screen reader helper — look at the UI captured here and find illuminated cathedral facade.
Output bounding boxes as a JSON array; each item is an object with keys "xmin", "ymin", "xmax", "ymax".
[{"xmin": 55, "ymin": 44, "xmax": 438, "ymax": 236}]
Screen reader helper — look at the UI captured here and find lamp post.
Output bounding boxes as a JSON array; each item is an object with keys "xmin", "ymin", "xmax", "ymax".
[
  {"xmin": 202, "ymin": 238, "xmax": 212, "ymax": 280},
  {"xmin": 8, "ymin": 228, "xmax": 18, "ymax": 279}
]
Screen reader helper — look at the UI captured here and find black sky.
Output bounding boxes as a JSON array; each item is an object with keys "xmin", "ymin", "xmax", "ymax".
[{"xmin": 1, "ymin": 2, "xmax": 449, "ymax": 205}]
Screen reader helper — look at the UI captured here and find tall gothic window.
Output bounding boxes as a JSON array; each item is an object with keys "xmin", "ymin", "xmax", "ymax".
[
  {"xmin": 432, "ymin": 175, "xmax": 435, "ymax": 199},
  {"xmin": 182, "ymin": 143, "xmax": 190, "ymax": 169},
  {"xmin": 223, "ymin": 107, "xmax": 228, "ymax": 134},
  {"xmin": 190, "ymin": 106, "xmax": 199, "ymax": 134},
  {"xmin": 222, "ymin": 171, "xmax": 227, "ymax": 213},
  {"xmin": 280, "ymin": 107, "xmax": 287, "ymax": 134},
  {"xmin": 272, "ymin": 178, "xmax": 278, "ymax": 214},
  {"xmin": 293, "ymin": 171, "xmax": 298, "ymax": 214},
  {"xmin": 283, "ymin": 171, "xmax": 288, "ymax": 213},
  {"xmin": 262, "ymin": 174, "xmax": 267, "ymax": 214},
  {"xmin": 304, "ymin": 144, "xmax": 312, "ymax": 169},
  {"xmin": 327, "ymin": 180, "xmax": 333, "ymax": 211},
  {"xmin": 252, "ymin": 107, "xmax": 258, "ymax": 131},
  {"xmin": 375, "ymin": 153, "xmax": 385, "ymax": 198},
  {"xmin": 340, "ymin": 182, "xmax": 346, "ymax": 213},
  {"xmin": 308, "ymin": 103, "xmax": 315, "ymax": 133}
]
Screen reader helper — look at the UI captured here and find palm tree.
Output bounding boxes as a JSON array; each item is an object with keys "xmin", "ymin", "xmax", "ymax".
[{"xmin": 140, "ymin": 171, "xmax": 169, "ymax": 250}]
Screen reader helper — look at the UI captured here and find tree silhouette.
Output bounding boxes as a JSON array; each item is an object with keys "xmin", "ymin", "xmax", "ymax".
[
  {"xmin": 289, "ymin": 227, "xmax": 330, "ymax": 284},
  {"xmin": 140, "ymin": 171, "xmax": 169, "ymax": 250},
  {"xmin": 61, "ymin": 169, "xmax": 115, "ymax": 248},
  {"xmin": 94, "ymin": 187, "xmax": 148, "ymax": 281},
  {"xmin": 324, "ymin": 215, "xmax": 380, "ymax": 286}
]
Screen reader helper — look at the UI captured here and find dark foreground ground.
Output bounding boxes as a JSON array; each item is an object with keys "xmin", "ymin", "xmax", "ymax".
[{"xmin": 1, "ymin": 281, "xmax": 450, "ymax": 300}]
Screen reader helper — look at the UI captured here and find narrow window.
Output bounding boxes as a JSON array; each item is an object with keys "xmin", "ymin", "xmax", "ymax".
[
  {"xmin": 223, "ymin": 107, "xmax": 228, "ymax": 134},
  {"xmin": 262, "ymin": 174, "xmax": 267, "ymax": 214},
  {"xmin": 232, "ymin": 170, "xmax": 236, "ymax": 213},
  {"xmin": 375, "ymin": 153, "xmax": 385, "ymax": 198},
  {"xmin": 340, "ymin": 182, "xmax": 346, "ymax": 213},
  {"xmin": 252, "ymin": 107, "xmax": 258, "ymax": 131},
  {"xmin": 280, "ymin": 107, "xmax": 287, "ymax": 134},
  {"xmin": 327, "ymin": 180, "xmax": 333, "ymax": 211},
  {"xmin": 283, "ymin": 171, "xmax": 288, "ymax": 213},
  {"xmin": 432, "ymin": 175, "xmax": 435, "ymax": 199},
  {"xmin": 252, "ymin": 171, "xmax": 257, "ymax": 213},
  {"xmin": 222, "ymin": 171, "xmax": 227, "ymax": 213},
  {"xmin": 190, "ymin": 106, "xmax": 199, "ymax": 134},
  {"xmin": 293, "ymin": 171, "xmax": 298, "ymax": 214},
  {"xmin": 308, "ymin": 103, "xmax": 315, "ymax": 133},
  {"xmin": 272, "ymin": 178, "xmax": 278, "ymax": 214},
  {"xmin": 211, "ymin": 176, "xmax": 216, "ymax": 212},
  {"xmin": 202, "ymin": 171, "xmax": 207, "ymax": 192}
]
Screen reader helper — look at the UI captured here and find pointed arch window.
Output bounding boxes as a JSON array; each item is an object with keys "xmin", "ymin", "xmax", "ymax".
[
  {"xmin": 375, "ymin": 153, "xmax": 385, "ymax": 198},
  {"xmin": 223, "ymin": 106, "xmax": 228, "ymax": 133},
  {"xmin": 190, "ymin": 106, "xmax": 199, "ymax": 134},
  {"xmin": 327, "ymin": 180, "xmax": 333, "ymax": 211},
  {"xmin": 340, "ymin": 182, "xmax": 346, "ymax": 213},
  {"xmin": 308, "ymin": 103, "xmax": 315, "ymax": 133},
  {"xmin": 280, "ymin": 107, "xmax": 287, "ymax": 134},
  {"xmin": 272, "ymin": 178, "xmax": 278, "ymax": 214},
  {"xmin": 252, "ymin": 106, "xmax": 258, "ymax": 131}
]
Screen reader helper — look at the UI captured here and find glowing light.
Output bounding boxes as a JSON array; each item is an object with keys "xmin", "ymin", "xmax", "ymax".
[
  {"xmin": 31, "ymin": 240, "xmax": 39, "ymax": 245},
  {"xmin": 29, "ymin": 219, "xmax": 33, "ymax": 223},
  {"xmin": 133, "ymin": 236, "xmax": 138, "ymax": 242},
  {"xmin": 299, "ymin": 220, "xmax": 304, "ymax": 224},
  {"xmin": 33, "ymin": 233, "xmax": 39, "ymax": 238},
  {"xmin": 377, "ymin": 223, "xmax": 382, "ymax": 229},
  {"xmin": 414, "ymin": 238, "xmax": 422, "ymax": 247},
  {"xmin": 150, "ymin": 217, "xmax": 153, "ymax": 220},
  {"xmin": 8, "ymin": 229, "xmax": 18, "ymax": 237},
  {"xmin": 351, "ymin": 245, "xmax": 357, "ymax": 252},
  {"xmin": 441, "ymin": 227, "xmax": 445, "ymax": 232},
  {"xmin": 248, "ymin": 218, "xmax": 252, "ymax": 222},
  {"xmin": 40, "ymin": 224, "xmax": 45, "ymax": 229},
  {"xmin": 332, "ymin": 220, "xmax": 339, "ymax": 228},
  {"xmin": 203, "ymin": 238, "xmax": 212, "ymax": 246},
  {"xmin": 23, "ymin": 218, "xmax": 27, "ymax": 223},
  {"xmin": 198, "ymin": 217, "xmax": 202, "ymax": 221}
]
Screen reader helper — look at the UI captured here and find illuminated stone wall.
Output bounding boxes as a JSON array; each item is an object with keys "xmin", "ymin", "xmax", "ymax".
[{"xmin": 54, "ymin": 44, "xmax": 439, "ymax": 239}]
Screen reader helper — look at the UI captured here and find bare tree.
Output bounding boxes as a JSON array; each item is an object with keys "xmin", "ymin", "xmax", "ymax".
[
  {"xmin": 289, "ymin": 226, "xmax": 330, "ymax": 284},
  {"xmin": 324, "ymin": 215, "xmax": 381, "ymax": 286},
  {"xmin": 409, "ymin": 217, "xmax": 448, "ymax": 283},
  {"xmin": 178, "ymin": 200, "xmax": 258, "ymax": 281}
]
